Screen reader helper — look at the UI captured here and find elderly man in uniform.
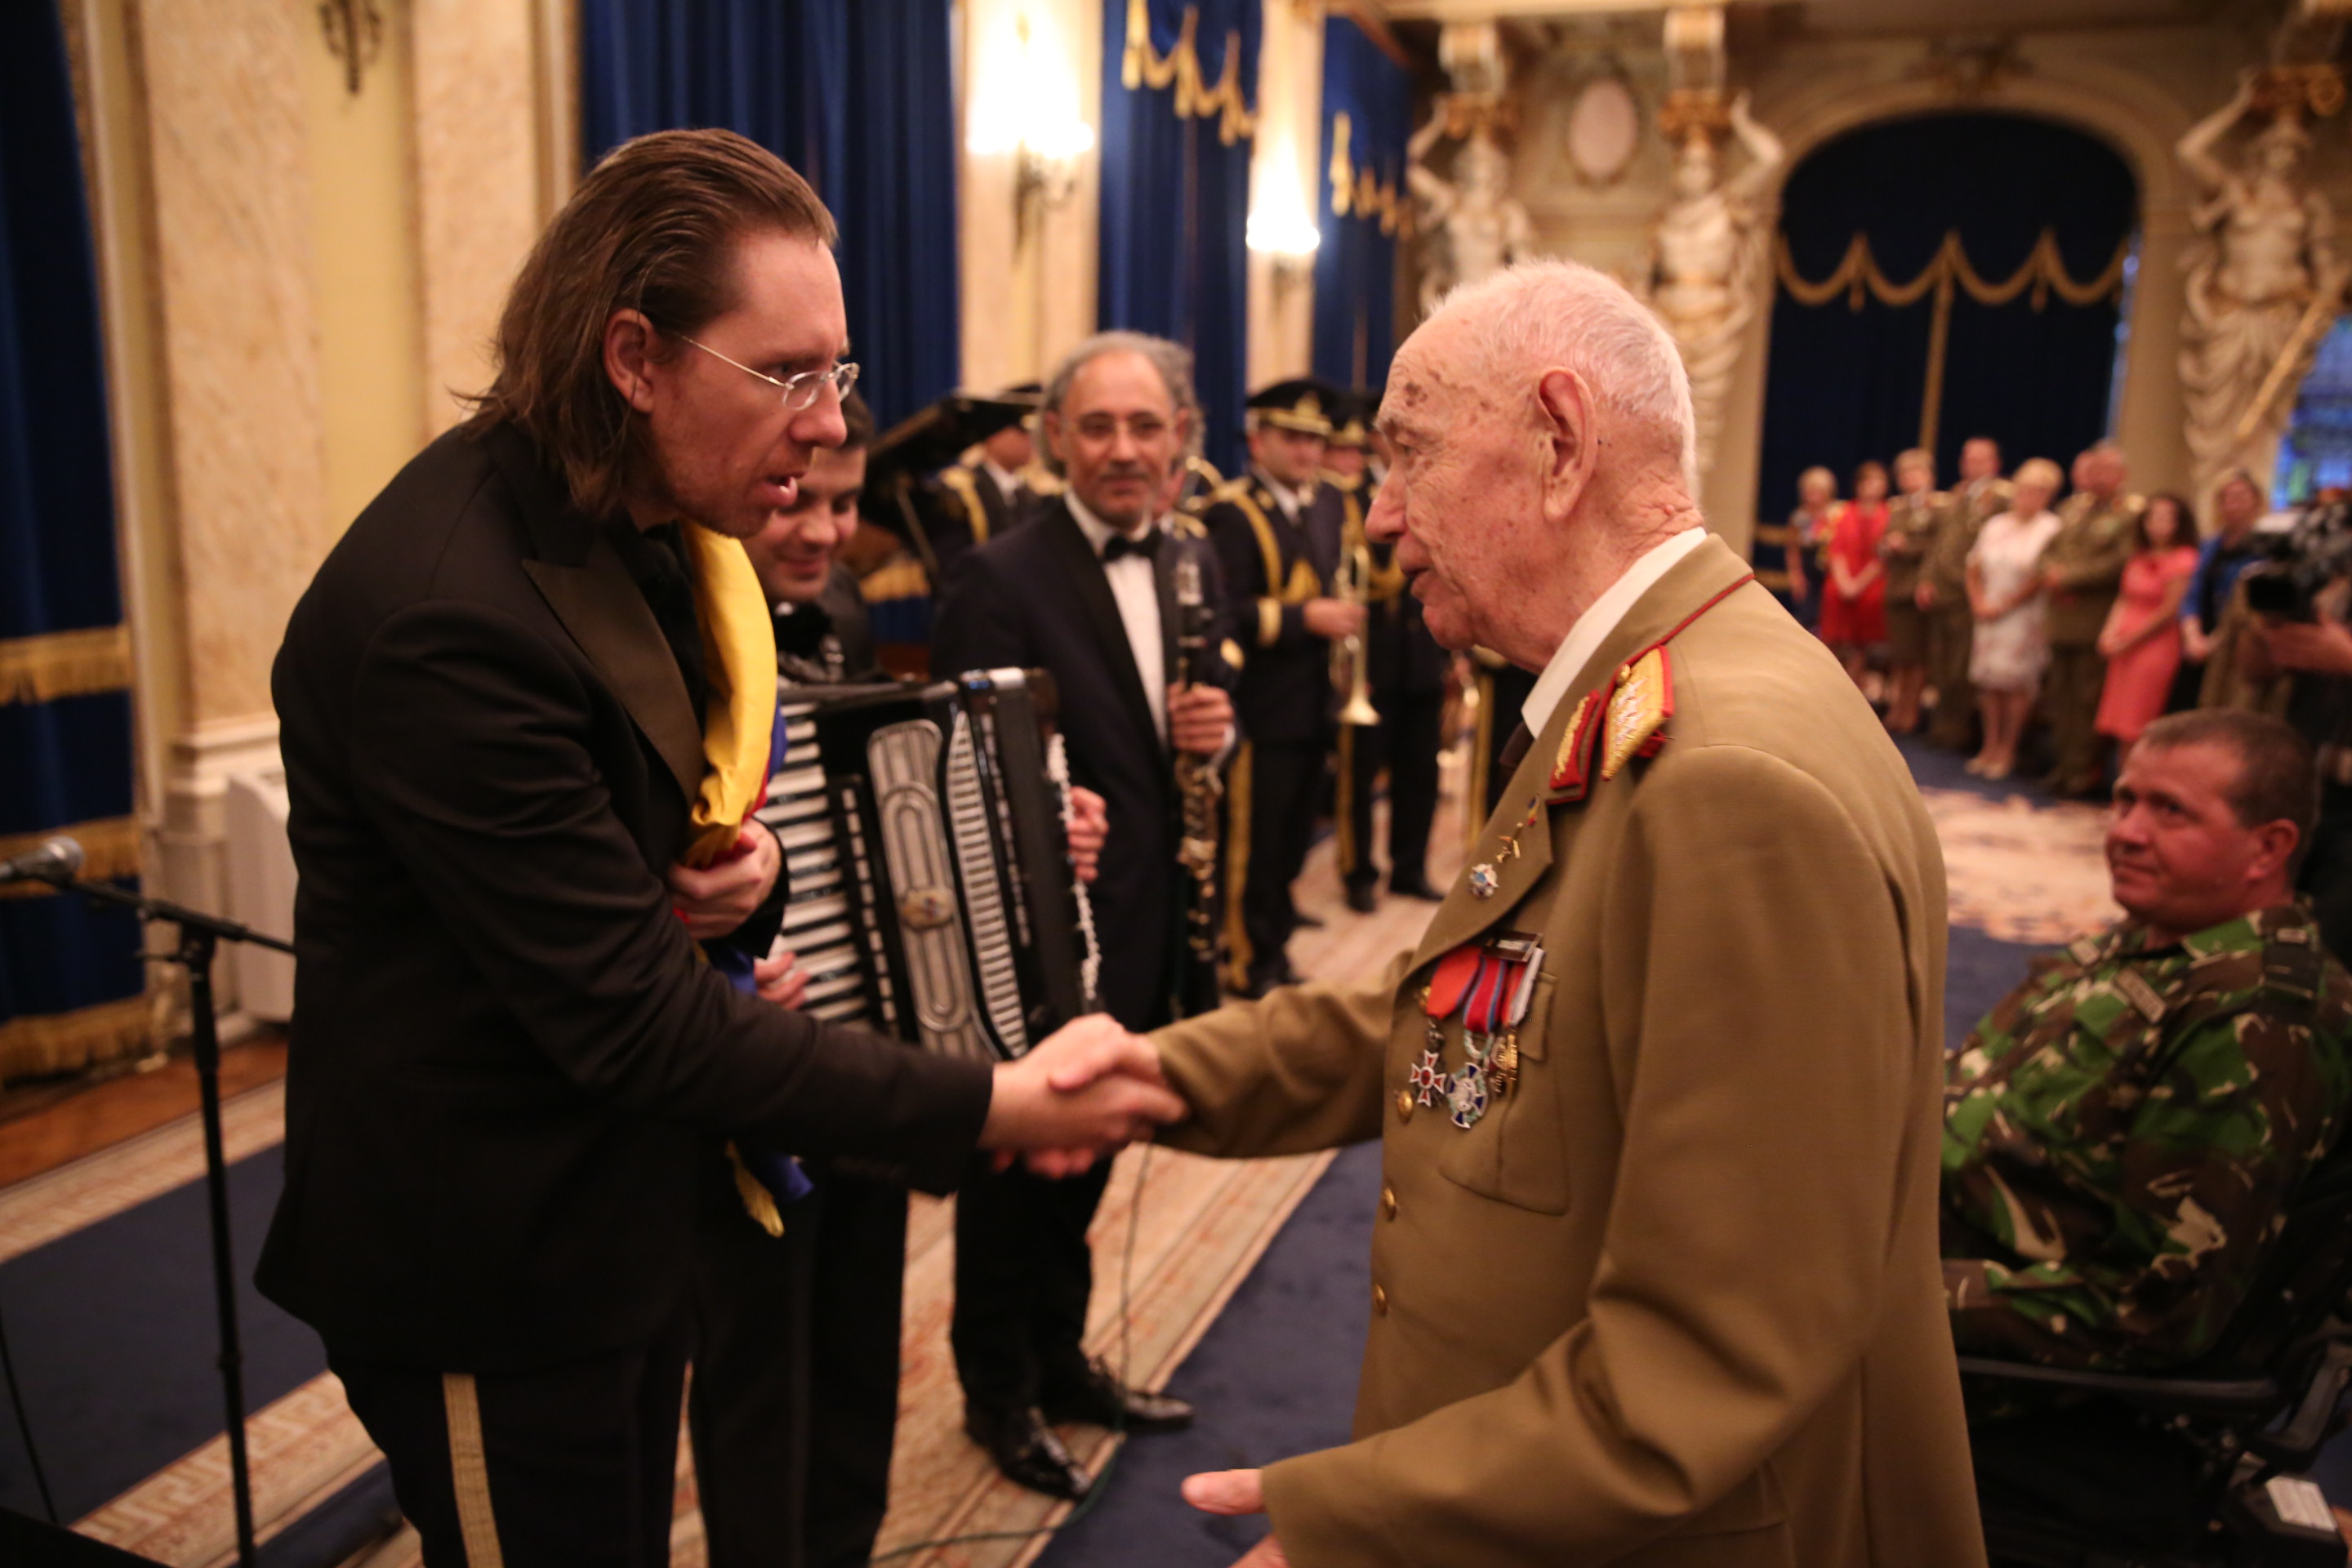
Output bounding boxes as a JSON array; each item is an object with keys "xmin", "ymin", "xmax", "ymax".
[
  {"xmin": 1157, "ymin": 258, "xmax": 1984, "ymax": 1566},
  {"xmin": 1919, "ymin": 436, "xmax": 2011, "ymax": 753},
  {"xmin": 1944, "ymin": 709, "xmax": 2352, "ymax": 1553},
  {"xmin": 2041, "ymin": 442, "xmax": 2142, "ymax": 797}
]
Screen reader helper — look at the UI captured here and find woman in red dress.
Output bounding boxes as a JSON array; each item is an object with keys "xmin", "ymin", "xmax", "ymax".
[
  {"xmin": 2094, "ymin": 494, "xmax": 2200, "ymax": 748},
  {"xmin": 1818, "ymin": 460, "xmax": 1891, "ymax": 688}
]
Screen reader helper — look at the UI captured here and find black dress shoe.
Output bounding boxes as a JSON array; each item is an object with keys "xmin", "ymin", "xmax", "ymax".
[
  {"xmin": 1042, "ymin": 1361, "xmax": 1196, "ymax": 1433},
  {"xmin": 1387, "ymin": 877, "xmax": 1444, "ymax": 902},
  {"xmin": 964, "ymin": 1405, "xmax": 1092, "ymax": 1501},
  {"xmin": 1344, "ymin": 881, "xmax": 1379, "ymax": 914}
]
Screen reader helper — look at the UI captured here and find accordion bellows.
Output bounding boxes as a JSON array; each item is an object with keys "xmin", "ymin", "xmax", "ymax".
[{"xmin": 757, "ymin": 669, "xmax": 1101, "ymax": 1061}]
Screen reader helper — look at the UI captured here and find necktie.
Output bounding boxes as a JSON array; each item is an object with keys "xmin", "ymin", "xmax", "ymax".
[{"xmin": 1102, "ymin": 530, "xmax": 1164, "ymax": 564}]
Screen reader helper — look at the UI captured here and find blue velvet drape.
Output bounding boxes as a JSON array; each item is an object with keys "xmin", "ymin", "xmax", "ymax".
[
  {"xmin": 578, "ymin": 0, "xmax": 961, "ymax": 430},
  {"xmin": 1098, "ymin": 0, "xmax": 1259, "ymax": 478},
  {"xmin": 1312, "ymin": 15, "xmax": 1410, "ymax": 396},
  {"xmin": 0, "ymin": 1, "xmax": 145, "ymax": 1076},
  {"xmin": 1756, "ymin": 113, "xmax": 2137, "ymax": 522}
]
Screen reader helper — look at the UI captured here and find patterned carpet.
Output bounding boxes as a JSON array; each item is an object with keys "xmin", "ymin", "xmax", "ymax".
[{"xmin": 4, "ymin": 732, "xmax": 2136, "ymax": 1567}]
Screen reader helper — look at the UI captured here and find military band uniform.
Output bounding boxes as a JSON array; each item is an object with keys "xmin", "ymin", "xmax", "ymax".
[
  {"xmin": 2041, "ymin": 491, "xmax": 2143, "ymax": 791},
  {"xmin": 1203, "ymin": 472, "xmax": 1334, "ymax": 993},
  {"xmin": 938, "ymin": 455, "xmax": 1036, "ymax": 551},
  {"xmin": 686, "ymin": 575, "xmax": 908, "ymax": 1568},
  {"xmin": 1331, "ymin": 474, "xmax": 1448, "ymax": 902},
  {"xmin": 1923, "ymin": 478, "xmax": 2011, "ymax": 749},
  {"xmin": 1149, "ymin": 534, "xmax": 1984, "ymax": 1567}
]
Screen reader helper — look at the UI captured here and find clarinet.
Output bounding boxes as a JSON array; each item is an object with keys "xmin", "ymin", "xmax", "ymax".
[{"xmin": 1171, "ymin": 554, "xmax": 1224, "ymax": 1012}]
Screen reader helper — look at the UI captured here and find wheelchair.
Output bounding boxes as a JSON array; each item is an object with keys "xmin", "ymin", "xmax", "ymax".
[{"xmin": 1958, "ymin": 1152, "xmax": 2352, "ymax": 1568}]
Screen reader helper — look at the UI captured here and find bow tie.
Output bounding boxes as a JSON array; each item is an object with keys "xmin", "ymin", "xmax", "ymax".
[{"xmin": 1101, "ymin": 530, "xmax": 1164, "ymax": 564}]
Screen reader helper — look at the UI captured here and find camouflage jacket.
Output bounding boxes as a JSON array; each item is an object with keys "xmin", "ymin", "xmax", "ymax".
[
  {"xmin": 1922, "ymin": 479, "xmax": 2009, "ymax": 599},
  {"xmin": 1941, "ymin": 902, "xmax": 2352, "ymax": 1370}
]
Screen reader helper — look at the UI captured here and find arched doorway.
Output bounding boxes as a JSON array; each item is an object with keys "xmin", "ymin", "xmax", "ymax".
[{"xmin": 1755, "ymin": 112, "xmax": 2139, "ymax": 521}]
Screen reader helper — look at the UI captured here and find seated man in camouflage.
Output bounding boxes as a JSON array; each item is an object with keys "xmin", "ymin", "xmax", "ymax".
[{"xmin": 1943, "ymin": 709, "xmax": 2352, "ymax": 1552}]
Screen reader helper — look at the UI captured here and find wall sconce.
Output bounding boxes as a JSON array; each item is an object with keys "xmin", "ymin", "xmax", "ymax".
[
  {"xmin": 1248, "ymin": 176, "xmax": 1322, "ymax": 285},
  {"xmin": 968, "ymin": 14, "xmax": 1095, "ymax": 250}
]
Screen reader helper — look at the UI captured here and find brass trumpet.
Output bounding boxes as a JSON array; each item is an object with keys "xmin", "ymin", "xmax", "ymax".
[{"xmin": 1331, "ymin": 529, "xmax": 1381, "ymax": 729}]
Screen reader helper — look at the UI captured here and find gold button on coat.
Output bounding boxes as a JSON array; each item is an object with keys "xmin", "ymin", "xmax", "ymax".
[
  {"xmin": 1380, "ymin": 1185, "xmax": 1398, "ymax": 1220},
  {"xmin": 1395, "ymin": 1089, "xmax": 1414, "ymax": 1121},
  {"xmin": 1372, "ymin": 1283, "xmax": 1388, "ymax": 1315}
]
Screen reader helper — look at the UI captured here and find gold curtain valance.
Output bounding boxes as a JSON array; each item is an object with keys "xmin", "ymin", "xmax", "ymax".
[
  {"xmin": 0, "ymin": 624, "xmax": 132, "ymax": 706},
  {"xmin": 1326, "ymin": 113, "xmax": 1400, "ymax": 236},
  {"xmin": 1121, "ymin": 0, "xmax": 1257, "ymax": 145},
  {"xmin": 1775, "ymin": 228, "xmax": 2131, "ymax": 313}
]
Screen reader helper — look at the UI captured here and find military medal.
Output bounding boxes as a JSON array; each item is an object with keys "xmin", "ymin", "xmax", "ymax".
[
  {"xmin": 1423, "ymin": 934, "xmax": 1542, "ymax": 1130},
  {"xmin": 1468, "ymin": 862, "xmax": 1499, "ymax": 900},
  {"xmin": 1418, "ymin": 947, "xmax": 1482, "ymax": 1109}
]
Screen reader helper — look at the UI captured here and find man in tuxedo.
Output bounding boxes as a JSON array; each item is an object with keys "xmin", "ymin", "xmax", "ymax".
[
  {"xmin": 932, "ymin": 331, "xmax": 1236, "ymax": 1499},
  {"xmin": 1201, "ymin": 383, "xmax": 1365, "ymax": 996},
  {"xmin": 261, "ymin": 129, "xmax": 1179, "ymax": 1567}
]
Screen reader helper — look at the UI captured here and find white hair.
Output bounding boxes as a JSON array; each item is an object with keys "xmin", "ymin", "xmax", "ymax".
[{"xmin": 1428, "ymin": 259, "xmax": 1698, "ymax": 492}]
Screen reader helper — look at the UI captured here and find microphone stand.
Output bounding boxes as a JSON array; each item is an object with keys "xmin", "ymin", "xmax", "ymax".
[{"xmin": 38, "ymin": 871, "xmax": 292, "ymax": 1568}]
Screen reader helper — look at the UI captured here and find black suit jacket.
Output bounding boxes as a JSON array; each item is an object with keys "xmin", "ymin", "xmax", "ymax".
[
  {"xmin": 931, "ymin": 502, "xmax": 1233, "ymax": 1029},
  {"xmin": 260, "ymin": 422, "xmax": 993, "ymax": 1372}
]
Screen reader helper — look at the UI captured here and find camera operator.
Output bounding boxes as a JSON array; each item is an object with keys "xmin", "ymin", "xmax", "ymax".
[{"xmin": 2237, "ymin": 497, "xmax": 2352, "ymax": 959}]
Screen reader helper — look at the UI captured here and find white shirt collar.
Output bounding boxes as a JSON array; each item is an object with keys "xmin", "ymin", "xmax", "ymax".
[
  {"xmin": 1520, "ymin": 528, "xmax": 1709, "ymax": 741},
  {"xmin": 1064, "ymin": 490, "xmax": 1162, "ymax": 555},
  {"xmin": 982, "ymin": 458, "xmax": 1024, "ymax": 499},
  {"xmin": 1256, "ymin": 469, "xmax": 1309, "ymax": 519}
]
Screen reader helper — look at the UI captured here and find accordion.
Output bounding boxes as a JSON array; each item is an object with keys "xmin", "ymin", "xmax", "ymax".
[{"xmin": 754, "ymin": 670, "xmax": 1102, "ymax": 1061}]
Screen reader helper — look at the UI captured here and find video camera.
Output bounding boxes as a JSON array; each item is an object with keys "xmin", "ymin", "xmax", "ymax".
[{"xmin": 2242, "ymin": 500, "xmax": 2352, "ymax": 623}]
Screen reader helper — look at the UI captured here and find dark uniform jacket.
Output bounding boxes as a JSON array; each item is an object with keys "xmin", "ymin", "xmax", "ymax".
[
  {"xmin": 1200, "ymin": 475, "xmax": 1332, "ymax": 744},
  {"xmin": 260, "ymin": 422, "xmax": 993, "ymax": 1372},
  {"xmin": 773, "ymin": 562, "xmax": 880, "ymax": 685},
  {"xmin": 938, "ymin": 459, "xmax": 1034, "ymax": 550},
  {"xmin": 932, "ymin": 500, "xmax": 1234, "ymax": 1029}
]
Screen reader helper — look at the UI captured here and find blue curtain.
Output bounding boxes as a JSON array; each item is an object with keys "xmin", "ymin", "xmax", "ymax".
[
  {"xmin": 578, "ymin": 0, "xmax": 960, "ymax": 431},
  {"xmin": 1757, "ymin": 113, "xmax": 2137, "ymax": 523},
  {"xmin": 1312, "ymin": 15, "xmax": 1410, "ymax": 395},
  {"xmin": 1098, "ymin": 0, "xmax": 1259, "ymax": 478},
  {"xmin": 0, "ymin": 2, "xmax": 146, "ymax": 1080}
]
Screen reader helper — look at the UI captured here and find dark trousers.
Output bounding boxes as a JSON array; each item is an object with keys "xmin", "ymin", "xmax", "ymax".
[
  {"xmin": 1227, "ymin": 737, "xmax": 1325, "ymax": 987},
  {"xmin": 688, "ymin": 1169, "xmax": 908, "ymax": 1568},
  {"xmin": 1971, "ymin": 1402, "xmax": 2210, "ymax": 1561},
  {"xmin": 2043, "ymin": 642, "xmax": 2109, "ymax": 787},
  {"xmin": 951, "ymin": 1158, "xmax": 1116, "ymax": 1414},
  {"xmin": 1337, "ymin": 691, "xmax": 1444, "ymax": 893},
  {"xmin": 1925, "ymin": 605, "xmax": 1976, "ymax": 749},
  {"xmin": 330, "ymin": 1317, "xmax": 689, "ymax": 1568},
  {"xmin": 2301, "ymin": 781, "xmax": 2352, "ymax": 967}
]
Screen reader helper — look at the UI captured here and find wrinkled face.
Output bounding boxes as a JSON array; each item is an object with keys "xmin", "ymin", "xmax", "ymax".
[
  {"xmin": 1045, "ymin": 350, "xmax": 1186, "ymax": 530},
  {"xmin": 1959, "ymin": 439, "xmax": 2001, "ymax": 483},
  {"xmin": 626, "ymin": 229, "xmax": 850, "ymax": 541},
  {"xmin": 981, "ymin": 424, "xmax": 1033, "ymax": 472},
  {"xmin": 1367, "ymin": 314, "xmax": 1541, "ymax": 651},
  {"xmin": 2219, "ymin": 477, "xmax": 2263, "ymax": 528},
  {"xmin": 1250, "ymin": 423, "xmax": 1327, "ymax": 488},
  {"xmin": 742, "ymin": 443, "xmax": 864, "ymax": 605},
  {"xmin": 2107, "ymin": 742, "xmax": 2292, "ymax": 937}
]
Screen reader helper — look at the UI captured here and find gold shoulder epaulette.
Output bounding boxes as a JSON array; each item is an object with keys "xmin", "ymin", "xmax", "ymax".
[
  {"xmin": 1174, "ymin": 514, "xmax": 1208, "ymax": 539},
  {"xmin": 1209, "ymin": 477, "xmax": 1252, "ymax": 503}
]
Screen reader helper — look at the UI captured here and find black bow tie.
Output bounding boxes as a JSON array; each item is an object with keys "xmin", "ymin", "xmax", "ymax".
[{"xmin": 1101, "ymin": 530, "xmax": 1164, "ymax": 564}]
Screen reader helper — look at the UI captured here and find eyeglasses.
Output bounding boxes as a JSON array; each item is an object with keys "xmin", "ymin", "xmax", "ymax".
[{"xmin": 680, "ymin": 336, "xmax": 860, "ymax": 412}]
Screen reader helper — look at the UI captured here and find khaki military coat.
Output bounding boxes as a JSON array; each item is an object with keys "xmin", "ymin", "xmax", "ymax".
[{"xmin": 1155, "ymin": 537, "xmax": 1985, "ymax": 1568}]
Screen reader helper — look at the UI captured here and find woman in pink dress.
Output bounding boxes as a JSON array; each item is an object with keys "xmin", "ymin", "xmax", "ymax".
[
  {"xmin": 2094, "ymin": 494, "xmax": 2200, "ymax": 747},
  {"xmin": 1817, "ymin": 460, "xmax": 1891, "ymax": 688}
]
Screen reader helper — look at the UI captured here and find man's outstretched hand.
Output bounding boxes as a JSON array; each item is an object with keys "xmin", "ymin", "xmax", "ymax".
[
  {"xmin": 1183, "ymin": 1468, "xmax": 1289, "ymax": 1566},
  {"xmin": 981, "ymin": 1015, "xmax": 1186, "ymax": 1176}
]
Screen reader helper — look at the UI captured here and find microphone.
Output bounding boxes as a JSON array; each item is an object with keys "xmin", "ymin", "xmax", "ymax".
[{"xmin": 0, "ymin": 836, "xmax": 85, "ymax": 887}]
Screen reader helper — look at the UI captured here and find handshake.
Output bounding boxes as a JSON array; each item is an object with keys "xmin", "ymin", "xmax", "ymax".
[{"xmin": 978, "ymin": 1015, "xmax": 1188, "ymax": 1177}]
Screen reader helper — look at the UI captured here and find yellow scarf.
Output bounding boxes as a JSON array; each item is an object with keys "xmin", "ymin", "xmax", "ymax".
[{"xmin": 679, "ymin": 522, "xmax": 778, "ymax": 868}]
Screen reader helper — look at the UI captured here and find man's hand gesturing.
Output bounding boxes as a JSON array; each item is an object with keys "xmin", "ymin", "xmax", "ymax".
[{"xmin": 981, "ymin": 1015, "xmax": 1187, "ymax": 1176}]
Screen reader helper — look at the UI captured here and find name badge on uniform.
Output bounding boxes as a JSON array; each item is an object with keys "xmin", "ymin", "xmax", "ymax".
[{"xmin": 1418, "ymin": 933, "xmax": 1544, "ymax": 1129}]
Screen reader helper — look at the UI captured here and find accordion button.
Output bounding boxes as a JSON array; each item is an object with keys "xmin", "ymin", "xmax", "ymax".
[{"xmin": 1394, "ymin": 1089, "xmax": 1414, "ymax": 1123}]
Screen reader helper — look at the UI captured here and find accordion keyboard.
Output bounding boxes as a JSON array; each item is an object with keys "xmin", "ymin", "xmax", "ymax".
[{"xmin": 759, "ymin": 705, "xmax": 878, "ymax": 1027}]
